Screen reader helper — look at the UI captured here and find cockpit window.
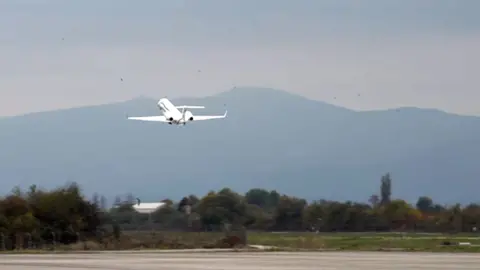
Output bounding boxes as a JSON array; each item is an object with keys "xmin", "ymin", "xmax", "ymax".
[{"xmin": 160, "ymin": 102, "xmax": 169, "ymax": 111}]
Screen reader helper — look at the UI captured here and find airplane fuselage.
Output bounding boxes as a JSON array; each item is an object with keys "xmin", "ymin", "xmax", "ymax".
[
  {"xmin": 157, "ymin": 98, "xmax": 192, "ymax": 125},
  {"xmin": 127, "ymin": 97, "xmax": 226, "ymax": 125}
]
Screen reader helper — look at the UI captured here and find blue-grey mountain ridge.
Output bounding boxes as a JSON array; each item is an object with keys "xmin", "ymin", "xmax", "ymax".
[{"xmin": 0, "ymin": 87, "xmax": 479, "ymax": 204}]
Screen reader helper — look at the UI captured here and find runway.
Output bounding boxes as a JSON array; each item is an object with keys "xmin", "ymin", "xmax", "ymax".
[{"xmin": 0, "ymin": 251, "xmax": 479, "ymax": 269}]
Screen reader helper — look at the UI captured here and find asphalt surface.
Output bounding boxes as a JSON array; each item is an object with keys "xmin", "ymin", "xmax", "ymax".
[{"xmin": 0, "ymin": 251, "xmax": 479, "ymax": 269}]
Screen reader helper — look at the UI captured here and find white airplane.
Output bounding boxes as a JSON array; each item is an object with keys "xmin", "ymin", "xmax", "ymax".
[{"xmin": 127, "ymin": 97, "xmax": 227, "ymax": 125}]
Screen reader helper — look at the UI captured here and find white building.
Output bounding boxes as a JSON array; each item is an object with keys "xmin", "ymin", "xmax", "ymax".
[{"xmin": 132, "ymin": 202, "xmax": 167, "ymax": 214}]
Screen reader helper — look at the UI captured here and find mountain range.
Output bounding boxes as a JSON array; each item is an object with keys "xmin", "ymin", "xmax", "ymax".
[{"xmin": 1, "ymin": 87, "xmax": 479, "ymax": 204}]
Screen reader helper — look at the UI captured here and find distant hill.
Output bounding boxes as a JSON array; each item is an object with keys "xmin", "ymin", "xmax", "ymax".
[{"xmin": 1, "ymin": 87, "xmax": 479, "ymax": 204}]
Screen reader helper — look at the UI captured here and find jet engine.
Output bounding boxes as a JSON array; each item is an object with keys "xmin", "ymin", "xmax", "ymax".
[{"xmin": 184, "ymin": 110, "xmax": 194, "ymax": 121}]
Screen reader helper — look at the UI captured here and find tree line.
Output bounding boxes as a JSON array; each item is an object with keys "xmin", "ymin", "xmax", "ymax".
[
  {"xmin": 0, "ymin": 183, "xmax": 101, "ymax": 248},
  {"xmin": 1, "ymin": 173, "xmax": 480, "ymax": 248},
  {"xmin": 110, "ymin": 173, "xmax": 480, "ymax": 233}
]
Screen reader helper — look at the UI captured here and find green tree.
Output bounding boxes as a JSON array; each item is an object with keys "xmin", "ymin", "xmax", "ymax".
[
  {"xmin": 416, "ymin": 196, "xmax": 434, "ymax": 213},
  {"xmin": 381, "ymin": 199, "xmax": 421, "ymax": 230},
  {"xmin": 380, "ymin": 173, "xmax": 392, "ymax": 205},
  {"xmin": 272, "ymin": 195, "xmax": 306, "ymax": 231},
  {"xmin": 197, "ymin": 189, "xmax": 247, "ymax": 230},
  {"xmin": 303, "ymin": 201, "xmax": 326, "ymax": 231},
  {"xmin": 245, "ymin": 189, "xmax": 270, "ymax": 208}
]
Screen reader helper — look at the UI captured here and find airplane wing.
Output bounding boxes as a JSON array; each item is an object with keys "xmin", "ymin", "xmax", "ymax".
[
  {"xmin": 176, "ymin": 106, "xmax": 205, "ymax": 109},
  {"xmin": 192, "ymin": 110, "xmax": 228, "ymax": 121},
  {"xmin": 127, "ymin": 116, "xmax": 169, "ymax": 122}
]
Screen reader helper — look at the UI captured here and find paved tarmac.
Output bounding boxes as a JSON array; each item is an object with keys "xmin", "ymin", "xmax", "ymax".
[{"xmin": 0, "ymin": 251, "xmax": 479, "ymax": 269}]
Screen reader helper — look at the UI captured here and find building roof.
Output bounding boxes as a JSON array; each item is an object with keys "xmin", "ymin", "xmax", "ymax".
[{"xmin": 132, "ymin": 202, "xmax": 167, "ymax": 214}]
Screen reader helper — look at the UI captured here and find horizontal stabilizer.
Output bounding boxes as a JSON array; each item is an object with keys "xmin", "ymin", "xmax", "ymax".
[{"xmin": 175, "ymin": 105, "xmax": 205, "ymax": 109}]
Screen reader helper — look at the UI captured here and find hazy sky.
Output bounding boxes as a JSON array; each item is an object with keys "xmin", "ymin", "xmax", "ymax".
[{"xmin": 1, "ymin": 0, "xmax": 479, "ymax": 116}]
